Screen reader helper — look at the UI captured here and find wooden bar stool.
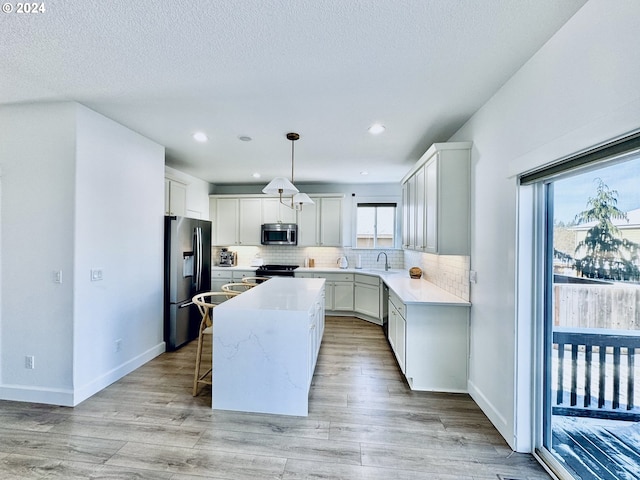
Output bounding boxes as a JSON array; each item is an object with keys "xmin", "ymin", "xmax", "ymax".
[
  {"xmin": 221, "ymin": 282, "xmax": 253, "ymax": 295},
  {"xmin": 241, "ymin": 276, "xmax": 270, "ymax": 287},
  {"xmin": 191, "ymin": 292, "xmax": 230, "ymax": 396}
]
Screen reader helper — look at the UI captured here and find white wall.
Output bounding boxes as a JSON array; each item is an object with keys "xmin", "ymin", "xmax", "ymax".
[
  {"xmin": 0, "ymin": 102, "xmax": 165, "ymax": 405},
  {"xmin": 448, "ymin": 0, "xmax": 640, "ymax": 451},
  {"xmin": 73, "ymin": 105, "xmax": 165, "ymax": 403},
  {"xmin": 0, "ymin": 103, "xmax": 77, "ymax": 403}
]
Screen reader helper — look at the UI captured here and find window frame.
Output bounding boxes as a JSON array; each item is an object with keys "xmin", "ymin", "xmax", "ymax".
[{"xmin": 351, "ymin": 196, "xmax": 401, "ymax": 250}]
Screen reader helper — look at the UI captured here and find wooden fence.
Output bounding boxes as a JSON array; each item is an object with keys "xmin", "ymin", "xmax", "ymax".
[{"xmin": 554, "ymin": 283, "xmax": 640, "ymax": 330}]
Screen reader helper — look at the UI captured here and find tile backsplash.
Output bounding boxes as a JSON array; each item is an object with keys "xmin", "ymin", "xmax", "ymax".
[
  {"xmin": 404, "ymin": 250, "xmax": 470, "ymax": 301},
  {"xmin": 213, "ymin": 246, "xmax": 469, "ymax": 301},
  {"xmin": 213, "ymin": 246, "xmax": 403, "ymax": 270}
]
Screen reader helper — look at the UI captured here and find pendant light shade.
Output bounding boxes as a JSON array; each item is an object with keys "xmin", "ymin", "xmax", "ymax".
[
  {"xmin": 262, "ymin": 132, "xmax": 313, "ymax": 211},
  {"xmin": 293, "ymin": 192, "xmax": 314, "ymax": 205},
  {"xmin": 262, "ymin": 177, "xmax": 299, "ymax": 196}
]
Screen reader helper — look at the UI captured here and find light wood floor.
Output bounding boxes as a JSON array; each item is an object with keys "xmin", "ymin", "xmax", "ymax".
[{"xmin": 0, "ymin": 316, "xmax": 551, "ymax": 479}]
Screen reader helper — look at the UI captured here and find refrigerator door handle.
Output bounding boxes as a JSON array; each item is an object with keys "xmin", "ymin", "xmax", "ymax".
[
  {"xmin": 194, "ymin": 227, "xmax": 203, "ymax": 291},
  {"xmin": 179, "ymin": 301, "xmax": 194, "ymax": 308}
]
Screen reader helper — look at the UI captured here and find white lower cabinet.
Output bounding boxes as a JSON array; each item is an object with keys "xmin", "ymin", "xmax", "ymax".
[
  {"xmin": 388, "ymin": 289, "xmax": 469, "ymax": 392},
  {"xmin": 211, "ymin": 269, "xmax": 254, "ymax": 291},
  {"xmin": 314, "ymin": 272, "xmax": 353, "ymax": 311},
  {"xmin": 388, "ymin": 291, "xmax": 406, "ymax": 373},
  {"xmin": 354, "ymin": 274, "xmax": 381, "ymax": 323},
  {"xmin": 296, "ymin": 271, "xmax": 382, "ymax": 322},
  {"xmin": 307, "ymin": 293, "xmax": 325, "ymax": 388}
]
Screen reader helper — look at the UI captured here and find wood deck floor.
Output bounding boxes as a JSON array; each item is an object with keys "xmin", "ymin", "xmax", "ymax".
[
  {"xmin": 0, "ymin": 316, "xmax": 551, "ymax": 479},
  {"xmin": 552, "ymin": 416, "xmax": 640, "ymax": 480}
]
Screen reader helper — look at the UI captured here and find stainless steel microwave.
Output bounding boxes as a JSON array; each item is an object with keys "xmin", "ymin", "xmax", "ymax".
[{"xmin": 261, "ymin": 223, "xmax": 298, "ymax": 245}]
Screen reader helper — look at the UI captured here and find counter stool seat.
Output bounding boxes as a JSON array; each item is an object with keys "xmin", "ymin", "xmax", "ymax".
[
  {"xmin": 191, "ymin": 292, "xmax": 230, "ymax": 396},
  {"xmin": 221, "ymin": 282, "xmax": 253, "ymax": 295},
  {"xmin": 241, "ymin": 276, "xmax": 270, "ymax": 287}
]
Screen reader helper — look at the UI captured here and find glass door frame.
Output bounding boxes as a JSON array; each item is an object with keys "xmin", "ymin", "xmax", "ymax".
[
  {"xmin": 525, "ymin": 180, "xmax": 577, "ymax": 480},
  {"xmin": 525, "ymin": 138, "xmax": 640, "ymax": 479}
]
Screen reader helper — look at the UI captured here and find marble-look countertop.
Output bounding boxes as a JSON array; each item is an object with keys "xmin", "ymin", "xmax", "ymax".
[
  {"xmin": 211, "ymin": 265, "xmax": 469, "ymax": 306},
  {"xmin": 217, "ymin": 277, "xmax": 326, "ymax": 311},
  {"xmin": 383, "ymin": 276, "xmax": 470, "ymax": 306}
]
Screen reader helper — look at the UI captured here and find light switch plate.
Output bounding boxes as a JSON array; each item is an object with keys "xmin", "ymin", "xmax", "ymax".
[{"xmin": 91, "ymin": 269, "xmax": 103, "ymax": 281}]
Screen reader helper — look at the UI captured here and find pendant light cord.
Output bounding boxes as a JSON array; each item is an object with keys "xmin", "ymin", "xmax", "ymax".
[{"xmin": 291, "ymin": 138, "xmax": 295, "ymax": 184}]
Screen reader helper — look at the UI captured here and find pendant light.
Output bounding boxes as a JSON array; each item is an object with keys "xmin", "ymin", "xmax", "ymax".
[{"xmin": 262, "ymin": 132, "xmax": 314, "ymax": 210}]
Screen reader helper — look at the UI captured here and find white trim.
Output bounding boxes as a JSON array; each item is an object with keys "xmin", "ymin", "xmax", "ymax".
[
  {"xmin": 0, "ymin": 384, "xmax": 75, "ymax": 406},
  {"xmin": 351, "ymin": 195, "xmax": 402, "ymax": 250},
  {"xmin": 0, "ymin": 342, "xmax": 166, "ymax": 407},
  {"xmin": 401, "ymin": 142, "xmax": 472, "ymax": 184},
  {"xmin": 72, "ymin": 342, "xmax": 165, "ymax": 405},
  {"xmin": 468, "ymin": 379, "xmax": 511, "ymax": 445}
]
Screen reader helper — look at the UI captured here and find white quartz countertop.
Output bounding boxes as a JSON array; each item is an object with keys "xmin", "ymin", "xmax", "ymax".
[
  {"xmin": 384, "ymin": 276, "xmax": 470, "ymax": 306},
  {"xmin": 211, "ymin": 265, "xmax": 469, "ymax": 306},
  {"xmin": 215, "ymin": 277, "xmax": 326, "ymax": 312},
  {"xmin": 297, "ymin": 267, "xmax": 469, "ymax": 306},
  {"xmin": 211, "ymin": 266, "xmax": 256, "ymax": 271}
]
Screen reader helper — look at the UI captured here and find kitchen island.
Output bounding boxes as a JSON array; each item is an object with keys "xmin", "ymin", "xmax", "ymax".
[{"xmin": 212, "ymin": 277, "xmax": 325, "ymax": 416}]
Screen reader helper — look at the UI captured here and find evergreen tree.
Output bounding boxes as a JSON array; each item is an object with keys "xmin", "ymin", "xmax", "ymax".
[{"xmin": 574, "ymin": 178, "xmax": 640, "ymax": 281}]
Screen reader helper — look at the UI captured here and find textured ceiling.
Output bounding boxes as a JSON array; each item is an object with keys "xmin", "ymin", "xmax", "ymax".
[{"xmin": 1, "ymin": 0, "xmax": 587, "ymax": 185}]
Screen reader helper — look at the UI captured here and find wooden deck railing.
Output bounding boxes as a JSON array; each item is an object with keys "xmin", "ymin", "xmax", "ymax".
[{"xmin": 552, "ymin": 327, "xmax": 640, "ymax": 421}]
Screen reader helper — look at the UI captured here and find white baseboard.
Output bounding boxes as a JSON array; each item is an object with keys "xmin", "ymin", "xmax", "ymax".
[
  {"xmin": 0, "ymin": 342, "xmax": 166, "ymax": 407},
  {"xmin": 72, "ymin": 342, "xmax": 166, "ymax": 405},
  {"xmin": 468, "ymin": 379, "xmax": 515, "ymax": 450},
  {"xmin": 0, "ymin": 384, "xmax": 75, "ymax": 406}
]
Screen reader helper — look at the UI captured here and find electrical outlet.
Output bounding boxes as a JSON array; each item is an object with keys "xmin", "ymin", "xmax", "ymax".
[
  {"xmin": 469, "ymin": 270, "xmax": 477, "ymax": 284},
  {"xmin": 53, "ymin": 270, "xmax": 63, "ymax": 284},
  {"xmin": 91, "ymin": 269, "xmax": 103, "ymax": 281},
  {"xmin": 25, "ymin": 355, "xmax": 35, "ymax": 369},
  {"xmin": 115, "ymin": 339, "xmax": 122, "ymax": 352}
]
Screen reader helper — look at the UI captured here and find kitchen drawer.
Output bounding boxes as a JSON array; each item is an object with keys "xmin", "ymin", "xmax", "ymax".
[
  {"xmin": 389, "ymin": 290, "xmax": 406, "ymax": 318},
  {"xmin": 232, "ymin": 270, "xmax": 255, "ymax": 280},
  {"xmin": 295, "ymin": 272, "xmax": 314, "ymax": 278},
  {"xmin": 315, "ymin": 273, "xmax": 354, "ymax": 282},
  {"xmin": 355, "ymin": 274, "xmax": 379, "ymax": 286},
  {"xmin": 212, "ymin": 269, "xmax": 234, "ymax": 279}
]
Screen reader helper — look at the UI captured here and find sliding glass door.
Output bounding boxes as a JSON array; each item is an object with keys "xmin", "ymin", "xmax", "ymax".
[{"xmin": 529, "ymin": 142, "xmax": 640, "ymax": 480}]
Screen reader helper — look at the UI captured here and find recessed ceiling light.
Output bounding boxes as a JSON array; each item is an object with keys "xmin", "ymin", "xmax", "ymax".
[
  {"xmin": 193, "ymin": 131, "xmax": 208, "ymax": 142},
  {"xmin": 238, "ymin": 135, "xmax": 253, "ymax": 142},
  {"xmin": 252, "ymin": 172, "xmax": 261, "ymax": 179},
  {"xmin": 368, "ymin": 123, "xmax": 385, "ymax": 135},
  {"xmin": 360, "ymin": 171, "xmax": 369, "ymax": 176}
]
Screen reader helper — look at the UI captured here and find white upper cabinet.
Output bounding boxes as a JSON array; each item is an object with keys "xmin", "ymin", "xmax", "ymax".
[
  {"xmin": 209, "ymin": 197, "xmax": 262, "ymax": 246},
  {"xmin": 401, "ymin": 142, "xmax": 471, "ymax": 255},
  {"xmin": 213, "ymin": 197, "xmax": 240, "ymax": 245},
  {"xmin": 262, "ymin": 198, "xmax": 297, "ymax": 224},
  {"xmin": 164, "ymin": 178, "xmax": 187, "ymax": 216},
  {"xmin": 298, "ymin": 196, "xmax": 343, "ymax": 247},
  {"xmin": 402, "ymin": 168, "xmax": 425, "ymax": 250},
  {"xmin": 239, "ymin": 198, "xmax": 262, "ymax": 245},
  {"xmin": 210, "ymin": 194, "xmax": 343, "ymax": 247}
]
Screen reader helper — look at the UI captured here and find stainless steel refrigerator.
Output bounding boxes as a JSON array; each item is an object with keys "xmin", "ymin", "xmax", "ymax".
[{"xmin": 164, "ymin": 216, "xmax": 212, "ymax": 351}]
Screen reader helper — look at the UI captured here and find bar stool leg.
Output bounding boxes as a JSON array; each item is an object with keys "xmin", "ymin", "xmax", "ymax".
[{"xmin": 193, "ymin": 326, "xmax": 205, "ymax": 396}]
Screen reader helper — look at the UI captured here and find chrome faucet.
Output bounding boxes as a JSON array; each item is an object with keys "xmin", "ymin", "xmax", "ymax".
[{"xmin": 376, "ymin": 252, "xmax": 389, "ymax": 271}]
